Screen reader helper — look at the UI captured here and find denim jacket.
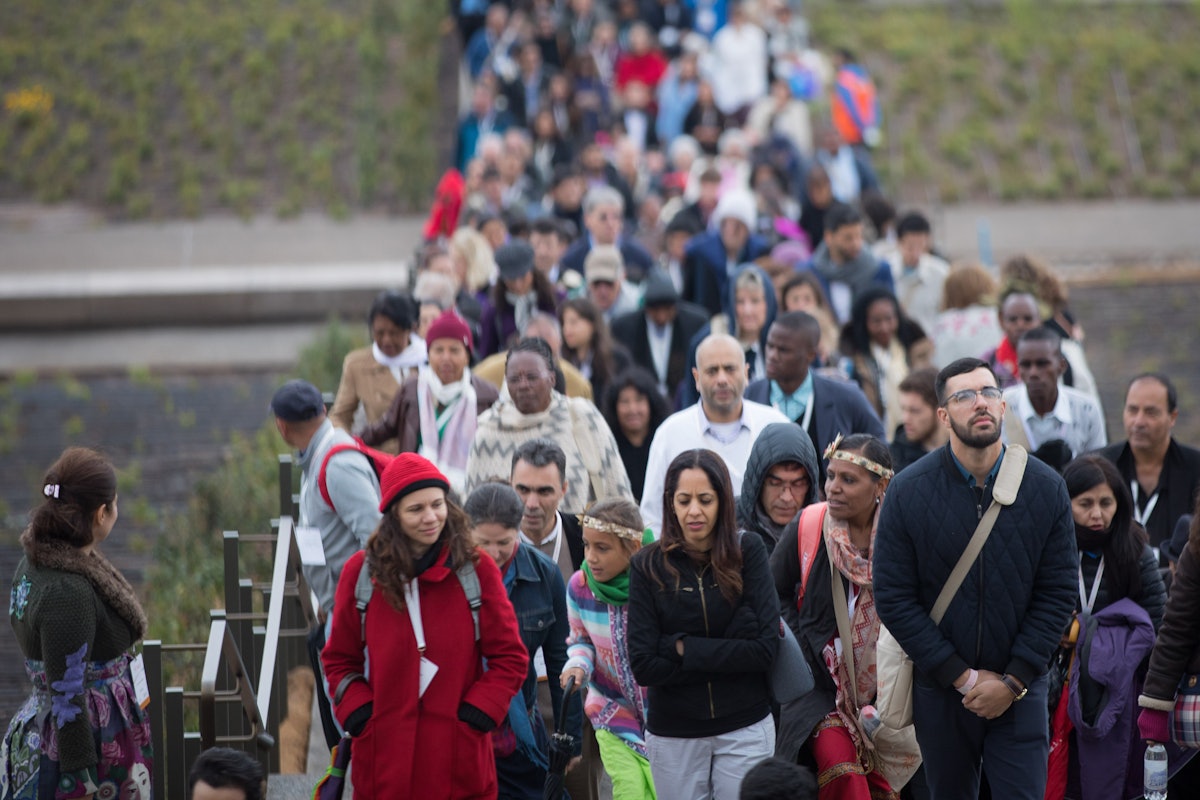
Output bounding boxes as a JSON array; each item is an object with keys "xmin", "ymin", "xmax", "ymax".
[{"xmin": 506, "ymin": 543, "xmax": 583, "ymax": 746}]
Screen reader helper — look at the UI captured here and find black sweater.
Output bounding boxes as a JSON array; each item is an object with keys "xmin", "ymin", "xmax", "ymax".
[{"xmin": 628, "ymin": 531, "xmax": 779, "ymax": 738}]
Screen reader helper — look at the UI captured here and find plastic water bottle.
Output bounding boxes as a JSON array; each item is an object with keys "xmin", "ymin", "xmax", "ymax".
[{"xmin": 1144, "ymin": 742, "xmax": 1168, "ymax": 800}]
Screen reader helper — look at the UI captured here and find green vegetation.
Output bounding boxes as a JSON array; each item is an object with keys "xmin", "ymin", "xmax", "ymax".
[
  {"xmin": 808, "ymin": 1, "xmax": 1200, "ymax": 202},
  {"xmin": 0, "ymin": 0, "xmax": 442, "ymax": 218}
]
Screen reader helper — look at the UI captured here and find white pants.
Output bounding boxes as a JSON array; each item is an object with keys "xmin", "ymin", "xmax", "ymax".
[{"xmin": 645, "ymin": 714, "xmax": 776, "ymax": 800}]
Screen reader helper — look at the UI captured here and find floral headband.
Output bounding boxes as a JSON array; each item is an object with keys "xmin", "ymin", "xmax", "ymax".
[
  {"xmin": 578, "ymin": 514, "xmax": 653, "ymax": 545},
  {"xmin": 823, "ymin": 434, "xmax": 894, "ymax": 480}
]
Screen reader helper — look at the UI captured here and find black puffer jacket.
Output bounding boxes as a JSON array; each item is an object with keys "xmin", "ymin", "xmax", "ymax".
[
  {"xmin": 1140, "ymin": 541, "xmax": 1200, "ymax": 710},
  {"xmin": 874, "ymin": 445, "xmax": 1077, "ymax": 688},
  {"xmin": 737, "ymin": 422, "xmax": 820, "ymax": 554},
  {"xmin": 628, "ymin": 531, "xmax": 779, "ymax": 738}
]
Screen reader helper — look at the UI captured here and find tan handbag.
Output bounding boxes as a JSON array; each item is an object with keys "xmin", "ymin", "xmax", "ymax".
[
  {"xmin": 875, "ymin": 445, "xmax": 1028, "ymax": 730},
  {"xmin": 831, "ymin": 558, "xmax": 922, "ymax": 790}
]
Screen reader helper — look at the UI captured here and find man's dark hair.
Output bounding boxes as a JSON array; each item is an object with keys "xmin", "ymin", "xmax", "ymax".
[
  {"xmin": 860, "ymin": 190, "xmax": 895, "ymax": 238},
  {"xmin": 188, "ymin": 747, "xmax": 264, "ymax": 800},
  {"xmin": 771, "ymin": 310, "xmax": 822, "ymax": 349},
  {"xmin": 898, "ymin": 366, "xmax": 939, "ymax": 411},
  {"xmin": 1129, "ymin": 372, "xmax": 1178, "ymax": 413},
  {"xmin": 511, "ymin": 437, "xmax": 568, "ymax": 482},
  {"xmin": 823, "ymin": 202, "xmax": 861, "ymax": 235},
  {"xmin": 506, "ymin": 336, "xmax": 556, "ymax": 374},
  {"xmin": 935, "ymin": 357, "xmax": 998, "ymax": 405},
  {"xmin": 531, "ymin": 217, "xmax": 570, "ymax": 242},
  {"xmin": 896, "ymin": 210, "xmax": 932, "ymax": 238},
  {"xmin": 739, "ymin": 757, "xmax": 818, "ymax": 800},
  {"xmin": 1018, "ymin": 326, "xmax": 1063, "ymax": 355}
]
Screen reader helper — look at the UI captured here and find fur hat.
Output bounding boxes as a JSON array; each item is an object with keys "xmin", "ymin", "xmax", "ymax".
[{"xmin": 713, "ymin": 189, "xmax": 758, "ymax": 233}]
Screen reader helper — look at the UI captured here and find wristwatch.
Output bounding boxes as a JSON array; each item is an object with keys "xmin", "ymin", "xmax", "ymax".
[{"xmin": 1000, "ymin": 674, "xmax": 1028, "ymax": 701}]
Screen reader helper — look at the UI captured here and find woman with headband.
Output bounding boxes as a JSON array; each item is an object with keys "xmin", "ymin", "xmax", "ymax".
[{"xmin": 769, "ymin": 433, "xmax": 921, "ymax": 799}]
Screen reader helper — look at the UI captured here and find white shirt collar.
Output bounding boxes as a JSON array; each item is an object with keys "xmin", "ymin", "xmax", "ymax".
[
  {"xmin": 1013, "ymin": 382, "xmax": 1074, "ymax": 425},
  {"xmin": 695, "ymin": 401, "xmax": 750, "ymax": 436}
]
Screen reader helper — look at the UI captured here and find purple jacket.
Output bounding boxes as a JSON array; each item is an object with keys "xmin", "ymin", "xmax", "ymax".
[{"xmin": 1068, "ymin": 598, "xmax": 1155, "ymax": 800}]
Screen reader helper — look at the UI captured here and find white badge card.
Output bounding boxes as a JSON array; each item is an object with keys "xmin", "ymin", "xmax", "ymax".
[
  {"xmin": 295, "ymin": 526, "xmax": 327, "ymax": 566},
  {"xmin": 534, "ymin": 647, "xmax": 548, "ymax": 680},
  {"xmin": 130, "ymin": 653, "xmax": 151, "ymax": 709},
  {"xmin": 418, "ymin": 656, "xmax": 439, "ymax": 698}
]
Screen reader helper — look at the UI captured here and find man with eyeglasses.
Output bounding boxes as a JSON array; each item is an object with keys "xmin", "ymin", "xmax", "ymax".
[
  {"xmin": 737, "ymin": 422, "xmax": 820, "ymax": 555},
  {"xmin": 874, "ymin": 357, "xmax": 1076, "ymax": 800}
]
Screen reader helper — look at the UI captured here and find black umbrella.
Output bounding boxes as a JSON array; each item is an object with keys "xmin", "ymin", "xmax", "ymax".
[{"xmin": 543, "ymin": 675, "xmax": 578, "ymax": 800}]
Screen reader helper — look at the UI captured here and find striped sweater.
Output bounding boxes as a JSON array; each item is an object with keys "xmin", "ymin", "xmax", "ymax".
[{"xmin": 564, "ymin": 570, "xmax": 650, "ymax": 758}]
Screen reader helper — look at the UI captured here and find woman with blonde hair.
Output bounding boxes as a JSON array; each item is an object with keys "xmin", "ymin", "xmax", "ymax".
[
  {"xmin": 450, "ymin": 226, "xmax": 497, "ymax": 296},
  {"xmin": 930, "ymin": 262, "xmax": 1002, "ymax": 367}
]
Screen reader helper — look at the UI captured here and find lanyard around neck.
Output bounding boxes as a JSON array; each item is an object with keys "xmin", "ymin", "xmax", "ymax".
[
  {"xmin": 403, "ymin": 581, "xmax": 425, "ymax": 653},
  {"xmin": 1078, "ymin": 554, "xmax": 1105, "ymax": 614},
  {"xmin": 1130, "ymin": 481, "xmax": 1160, "ymax": 528}
]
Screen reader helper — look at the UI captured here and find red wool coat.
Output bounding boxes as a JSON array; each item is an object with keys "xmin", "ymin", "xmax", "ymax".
[{"xmin": 323, "ymin": 548, "xmax": 528, "ymax": 799}]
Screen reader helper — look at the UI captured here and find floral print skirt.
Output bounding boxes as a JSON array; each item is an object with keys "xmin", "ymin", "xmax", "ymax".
[{"xmin": 1, "ymin": 651, "xmax": 153, "ymax": 800}]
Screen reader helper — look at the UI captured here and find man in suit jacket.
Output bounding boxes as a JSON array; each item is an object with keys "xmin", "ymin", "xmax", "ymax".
[
  {"xmin": 745, "ymin": 311, "xmax": 885, "ymax": 486},
  {"xmin": 611, "ymin": 269, "xmax": 708, "ymax": 402},
  {"xmin": 1095, "ymin": 373, "xmax": 1200, "ymax": 565}
]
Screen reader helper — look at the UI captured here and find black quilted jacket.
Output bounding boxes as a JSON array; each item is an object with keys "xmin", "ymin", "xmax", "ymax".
[{"xmin": 873, "ymin": 446, "xmax": 1078, "ymax": 688}]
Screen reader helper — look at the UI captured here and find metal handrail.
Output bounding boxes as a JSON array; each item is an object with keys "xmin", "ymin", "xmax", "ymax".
[
  {"xmin": 256, "ymin": 515, "xmax": 316, "ymax": 729},
  {"xmin": 199, "ymin": 614, "xmax": 273, "ymax": 751}
]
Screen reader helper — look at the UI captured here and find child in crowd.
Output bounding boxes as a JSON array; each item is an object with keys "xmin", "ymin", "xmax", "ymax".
[{"xmin": 560, "ymin": 499, "xmax": 656, "ymax": 799}]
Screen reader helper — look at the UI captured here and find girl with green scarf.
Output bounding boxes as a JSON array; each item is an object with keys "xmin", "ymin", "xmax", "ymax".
[{"xmin": 560, "ymin": 499, "xmax": 657, "ymax": 799}]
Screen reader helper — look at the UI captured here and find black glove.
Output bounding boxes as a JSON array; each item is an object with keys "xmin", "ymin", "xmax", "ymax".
[
  {"xmin": 343, "ymin": 702, "xmax": 372, "ymax": 737},
  {"xmin": 457, "ymin": 701, "xmax": 497, "ymax": 733}
]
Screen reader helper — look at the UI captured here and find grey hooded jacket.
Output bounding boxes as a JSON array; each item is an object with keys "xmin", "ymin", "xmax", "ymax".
[{"xmin": 736, "ymin": 422, "xmax": 820, "ymax": 555}]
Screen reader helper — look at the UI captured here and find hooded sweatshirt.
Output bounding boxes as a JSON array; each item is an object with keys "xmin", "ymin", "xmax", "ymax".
[
  {"xmin": 807, "ymin": 242, "xmax": 894, "ymax": 324},
  {"xmin": 736, "ymin": 421, "xmax": 820, "ymax": 554}
]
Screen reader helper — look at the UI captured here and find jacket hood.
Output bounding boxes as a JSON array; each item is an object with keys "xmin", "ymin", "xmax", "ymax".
[
  {"xmin": 724, "ymin": 262, "xmax": 779, "ymax": 350},
  {"xmin": 737, "ymin": 421, "xmax": 820, "ymax": 533}
]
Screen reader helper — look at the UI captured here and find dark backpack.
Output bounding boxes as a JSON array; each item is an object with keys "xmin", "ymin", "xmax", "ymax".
[
  {"xmin": 318, "ymin": 440, "xmax": 392, "ymax": 512},
  {"xmin": 352, "ymin": 557, "xmax": 482, "ymax": 643}
]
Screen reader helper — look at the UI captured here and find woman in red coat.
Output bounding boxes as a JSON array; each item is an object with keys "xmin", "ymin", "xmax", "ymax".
[{"xmin": 322, "ymin": 453, "xmax": 529, "ymax": 798}]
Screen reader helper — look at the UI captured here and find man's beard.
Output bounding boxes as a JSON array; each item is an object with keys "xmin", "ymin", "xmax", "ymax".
[{"xmin": 949, "ymin": 412, "xmax": 1002, "ymax": 449}]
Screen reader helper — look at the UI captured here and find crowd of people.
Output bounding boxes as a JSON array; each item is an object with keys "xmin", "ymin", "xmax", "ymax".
[{"xmin": 6, "ymin": 2, "xmax": 1200, "ymax": 799}]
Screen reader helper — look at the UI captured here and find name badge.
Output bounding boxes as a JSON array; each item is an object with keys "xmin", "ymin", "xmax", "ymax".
[
  {"xmin": 130, "ymin": 654, "xmax": 151, "ymax": 710},
  {"xmin": 418, "ymin": 656, "xmax": 439, "ymax": 698}
]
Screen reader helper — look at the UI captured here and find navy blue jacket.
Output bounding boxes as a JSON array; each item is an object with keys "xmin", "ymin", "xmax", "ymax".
[
  {"xmin": 682, "ymin": 230, "xmax": 770, "ymax": 318},
  {"xmin": 745, "ymin": 373, "xmax": 884, "ymax": 485},
  {"xmin": 873, "ymin": 446, "xmax": 1077, "ymax": 689},
  {"xmin": 505, "ymin": 543, "xmax": 582, "ymax": 746}
]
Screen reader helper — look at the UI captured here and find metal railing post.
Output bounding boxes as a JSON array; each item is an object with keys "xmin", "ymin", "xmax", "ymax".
[
  {"xmin": 143, "ymin": 640, "xmax": 166, "ymax": 800},
  {"xmin": 165, "ymin": 687, "xmax": 186, "ymax": 799}
]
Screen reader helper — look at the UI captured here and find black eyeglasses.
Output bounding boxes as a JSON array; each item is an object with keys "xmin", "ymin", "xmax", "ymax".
[{"xmin": 943, "ymin": 386, "xmax": 1003, "ymax": 407}]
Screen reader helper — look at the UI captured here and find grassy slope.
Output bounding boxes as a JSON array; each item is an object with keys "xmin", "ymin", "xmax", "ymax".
[
  {"xmin": 0, "ymin": 0, "xmax": 443, "ymax": 218},
  {"xmin": 809, "ymin": 0, "xmax": 1200, "ymax": 204},
  {"xmin": 2, "ymin": 1, "xmax": 1198, "ymax": 216}
]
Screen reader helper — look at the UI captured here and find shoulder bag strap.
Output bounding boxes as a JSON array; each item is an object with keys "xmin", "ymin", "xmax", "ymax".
[
  {"xmin": 830, "ymin": 556, "xmax": 857, "ymax": 694},
  {"xmin": 930, "ymin": 445, "xmax": 1028, "ymax": 625},
  {"xmin": 1003, "ymin": 404, "xmax": 1032, "ymax": 451}
]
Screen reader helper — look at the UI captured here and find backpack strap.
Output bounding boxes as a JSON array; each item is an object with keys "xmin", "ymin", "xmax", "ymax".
[
  {"xmin": 354, "ymin": 558, "xmax": 374, "ymax": 644},
  {"xmin": 456, "ymin": 561, "xmax": 482, "ymax": 642},
  {"xmin": 796, "ymin": 503, "xmax": 827, "ymax": 612},
  {"xmin": 318, "ymin": 442, "xmax": 367, "ymax": 512}
]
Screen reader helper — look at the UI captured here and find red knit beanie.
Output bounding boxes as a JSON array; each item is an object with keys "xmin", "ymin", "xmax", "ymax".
[
  {"xmin": 378, "ymin": 453, "xmax": 450, "ymax": 512},
  {"xmin": 425, "ymin": 310, "xmax": 473, "ymax": 352}
]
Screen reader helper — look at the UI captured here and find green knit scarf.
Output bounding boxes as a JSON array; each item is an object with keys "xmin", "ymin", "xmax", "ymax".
[{"xmin": 583, "ymin": 563, "xmax": 630, "ymax": 606}]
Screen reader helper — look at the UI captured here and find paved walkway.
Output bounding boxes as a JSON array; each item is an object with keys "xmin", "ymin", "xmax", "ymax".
[{"xmin": 1, "ymin": 200, "xmax": 1198, "ymax": 372}]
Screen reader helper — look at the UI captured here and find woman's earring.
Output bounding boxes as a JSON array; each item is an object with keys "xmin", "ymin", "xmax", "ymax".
[{"xmin": 875, "ymin": 496, "xmax": 881, "ymax": 505}]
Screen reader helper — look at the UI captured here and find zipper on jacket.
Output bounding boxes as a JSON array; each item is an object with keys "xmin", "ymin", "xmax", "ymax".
[
  {"xmin": 698, "ymin": 564, "xmax": 716, "ymax": 718},
  {"xmin": 973, "ymin": 485, "xmax": 985, "ymax": 664}
]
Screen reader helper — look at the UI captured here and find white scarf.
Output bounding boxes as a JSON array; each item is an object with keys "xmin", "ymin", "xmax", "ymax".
[
  {"xmin": 373, "ymin": 337, "xmax": 428, "ymax": 382},
  {"xmin": 505, "ymin": 291, "xmax": 538, "ymax": 336},
  {"xmin": 417, "ymin": 366, "xmax": 477, "ymax": 494}
]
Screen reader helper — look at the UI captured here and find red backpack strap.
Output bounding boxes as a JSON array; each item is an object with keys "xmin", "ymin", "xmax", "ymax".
[
  {"xmin": 795, "ymin": 503, "xmax": 827, "ymax": 612},
  {"xmin": 318, "ymin": 442, "xmax": 368, "ymax": 512}
]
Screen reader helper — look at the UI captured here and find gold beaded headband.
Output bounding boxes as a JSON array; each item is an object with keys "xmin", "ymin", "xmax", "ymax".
[
  {"xmin": 823, "ymin": 433, "xmax": 895, "ymax": 480},
  {"xmin": 578, "ymin": 514, "xmax": 645, "ymax": 543}
]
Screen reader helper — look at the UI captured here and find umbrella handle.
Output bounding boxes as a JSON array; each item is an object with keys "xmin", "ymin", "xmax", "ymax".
[{"xmin": 556, "ymin": 675, "xmax": 577, "ymax": 736}]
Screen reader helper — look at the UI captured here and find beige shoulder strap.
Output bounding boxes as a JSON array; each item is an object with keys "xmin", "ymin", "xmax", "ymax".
[
  {"xmin": 930, "ymin": 445, "xmax": 1028, "ymax": 624},
  {"xmin": 1003, "ymin": 404, "xmax": 1032, "ymax": 451},
  {"xmin": 831, "ymin": 556, "xmax": 858, "ymax": 693}
]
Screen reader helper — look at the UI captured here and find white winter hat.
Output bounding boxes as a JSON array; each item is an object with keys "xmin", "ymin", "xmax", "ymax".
[{"xmin": 713, "ymin": 189, "xmax": 757, "ymax": 232}]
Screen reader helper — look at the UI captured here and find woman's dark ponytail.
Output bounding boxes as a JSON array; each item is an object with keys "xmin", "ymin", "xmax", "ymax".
[{"xmin": 27, "ymin": 447, "xmax": 117, "ymax": 549}]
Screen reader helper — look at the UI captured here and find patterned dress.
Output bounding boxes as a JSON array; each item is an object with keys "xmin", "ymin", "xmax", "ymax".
[{"xmin": 3, "ymin": 542, "xmax": 152, "ymax": 800}]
